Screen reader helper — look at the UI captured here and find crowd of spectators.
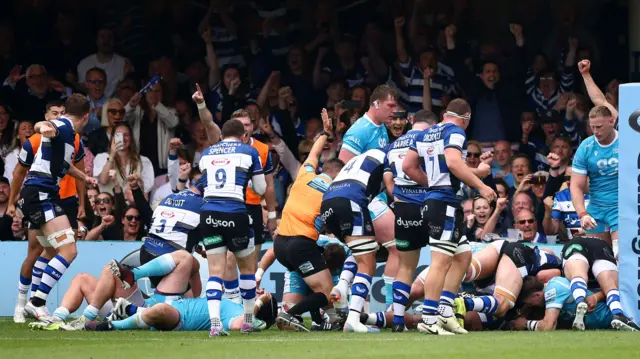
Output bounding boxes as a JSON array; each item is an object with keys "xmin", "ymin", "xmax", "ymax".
[{"xmin": 0, "ymin": 0, "xmax": 629, "ymax": 244}]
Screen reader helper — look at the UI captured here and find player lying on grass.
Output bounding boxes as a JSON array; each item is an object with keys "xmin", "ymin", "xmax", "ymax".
[
  {"xmin": 86, "ymin": 292, "xmax": 277, "ymax": 332},
  {"xmin": 31, "ymin": 249, "xmax": 201, "ymax": 331},
  {"xmin": 515, "ymin": 275, "xmax": 638, "ymax": 331}
]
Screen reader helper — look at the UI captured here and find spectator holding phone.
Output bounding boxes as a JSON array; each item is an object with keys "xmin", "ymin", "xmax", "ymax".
[
  {"xmin": 125, "ymin": 79, "xmax": 178, "ymax": 179},
  {"xmin": 93, "ymin": 123, "xmax": 154, "ymax": 197},
  {"xmin": 85, "ymin": 98, "xmax": 126, "ymax": 155}
]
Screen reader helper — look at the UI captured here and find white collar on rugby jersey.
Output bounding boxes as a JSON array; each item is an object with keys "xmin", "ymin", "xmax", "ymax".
[
  {"xmin": 363, "ymin": 113, "xmax": 382, "ymax": 128},
  {"xmin": 221, "ymin": 138, "xmax": 242, "ymax": 143},
  {"xmin": 594, "ymin": 130, "xmax": 618, "ymax": 148}
]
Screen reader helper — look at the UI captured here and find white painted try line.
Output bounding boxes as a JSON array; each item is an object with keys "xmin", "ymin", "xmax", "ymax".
[{"xmin": 0, "ymin": 336, "xmax": 436, "ymax": 343}]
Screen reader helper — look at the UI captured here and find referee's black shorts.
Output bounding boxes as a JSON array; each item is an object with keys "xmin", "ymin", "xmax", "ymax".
[{"xmin": 274, "ymin": 235, "xmax": 327, "ymax": 278}]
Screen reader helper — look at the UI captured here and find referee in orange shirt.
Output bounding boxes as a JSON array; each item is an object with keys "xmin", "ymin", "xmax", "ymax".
[{"xmin": 273, "ymin": 109, "xmax": 345, "ymax": 331}]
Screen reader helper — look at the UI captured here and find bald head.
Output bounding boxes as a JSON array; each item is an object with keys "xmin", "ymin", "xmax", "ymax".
[{"xmin": 494, "ymin": 141, "xmax": 512, "ymax": 167}]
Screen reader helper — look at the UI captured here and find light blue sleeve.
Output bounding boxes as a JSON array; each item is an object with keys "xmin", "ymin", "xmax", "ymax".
[
  {"xmin": 341, "ymin": 123, "xmax": 367, "ymax": 156},
  {"xmin": 544, "ymin": 277, "xmax": 572, "ymax": 310},
  {"xmin": 572, "ymin": 140, "xmax": 588, "ymax": 175}
]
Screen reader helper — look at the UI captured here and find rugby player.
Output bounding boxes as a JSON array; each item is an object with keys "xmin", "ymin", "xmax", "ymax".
[
  {"xmin": 198, "ymin": 119, "xmax": 266, "ymax": 336},
  {"xmin": 454, "ymin": 240, "xmax": 561, "ymax": 328},
  {"xmin": 402, "ymin": 99, "xmax": 496, "ymax": 335},
  {"xmin": 273, "ymin": 108, "xmax": 346, "ymax": 331},
  {"xmin": 222, "ymin": 108, "xmax": 277, "ymax": 304},
  {"xmin": 88, "ymin": 292, "xmax": 277, "ymax": 333},
  {"xmin": 385, "ymin": 109, "xmax": 438, "ymax": 332},
  {"xmin": 13, "ymin": 100, "xmax": 87, "ymax": 322},
  {"xmin": 517, "ymin": 275, "xmax": 637, "ymax": 331},
  {"xmin": 338, "ymin": 85, "xmax": 397, "ymax": 163},
  {"xmin": 258, "ymin": 236, "xmax": 349, "ymax": 331},
  {"xmin": 8, "ymin": 94, "xmax": 96, "ymax": 320},
  {"xmin": 35, "ymin": 178, "xmax": 207, "ymax": 330},
  {"xmin": 321, "ymin": 147, "xmax": 388, "ymax": 333},
  {"xmin": 571, "ymin": 60, "xmax": 619, "ymax": 258},
  {"xmin": 366, "ymin": 191, "xmax": 397, "ymax": 309},
  {"xmin": 560, "ymin": 236, "xmax": 639, "ymax": 330}
]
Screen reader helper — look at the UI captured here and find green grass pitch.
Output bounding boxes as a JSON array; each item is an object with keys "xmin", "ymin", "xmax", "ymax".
[{"xmin": 0, "ymin": 318, "xmax": 638, "ymax": 359}]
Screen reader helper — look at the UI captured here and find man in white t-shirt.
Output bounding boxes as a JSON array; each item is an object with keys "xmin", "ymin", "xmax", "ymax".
[{"xmin": 77, "ymin": 28, "xmax": 130, "ymax": 99}]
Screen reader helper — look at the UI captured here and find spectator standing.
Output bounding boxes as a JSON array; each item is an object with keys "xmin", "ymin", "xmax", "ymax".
[
  {"xmin": 2, "ymin": 64, "xmax": 68, "ymax": 122},
  {"xmin": 125, "ymin": 81, "xmax": 178, "ymax": 178},
  {"xmin": 93, "ymin": 123, "xmax": 154, "ymax": 196},
  {"xmin": 445, "ymin": 24, "xmax": 526, "ymax": 144},
  {"xmin": 77, "ymin": 28, "xmax": 130, "ymax": 99},
  {"xmin": 83, "ymin": 68, "xmax": 108, "ymax": 135},
  {"xmin": 86, "ymin": 98, "xmax": 125, "ymax": 155}
]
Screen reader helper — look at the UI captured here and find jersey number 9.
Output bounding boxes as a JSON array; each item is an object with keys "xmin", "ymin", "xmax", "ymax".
[{"xmin": 215, "ymin": 168, "xmax": 227, "ymax": 189}]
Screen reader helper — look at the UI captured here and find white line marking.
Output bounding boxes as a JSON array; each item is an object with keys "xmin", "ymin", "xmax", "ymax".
[{"xmin": 0, "ymin": 336, "xmax": 432, "ymax": 343}]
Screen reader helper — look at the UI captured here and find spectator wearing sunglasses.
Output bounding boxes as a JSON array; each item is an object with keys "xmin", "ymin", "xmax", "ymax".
[
  {"xmin": 458, "ymin": 141, "xmax": 497, "ymax": 200},
  {"xmin": 85, "ymin": 189, "xmax": 125, "ymax": 240},
  {"xmin": 85, "ymin": 98, "xmax": 126, "ymax": 155},
  {"xmin": 121, "ymin": 206, "xmax": 144, "ymax": 241},
  {"xmin": 514, "ymin": 209, "xmax": 547, "ymax": 243},
  {"xmin": 84, "ymin": 67, "xmax": 107, "ymax": 135}
]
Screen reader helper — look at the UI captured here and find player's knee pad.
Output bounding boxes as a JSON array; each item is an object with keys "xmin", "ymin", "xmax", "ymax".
[
  {"xmin": 417, "ymin": 267, "xmax": 429, "ymax": 284},
  {"xmin": 592, "ymin": 259, "xmax": 618, "ymax": 278},
  {"xmin": 234, "ymin": 246, "xmax": 255, "ymax": 259},
  {"xmin": 467, "ymin": 257, "xmax": 482, "ymax": 282},
  {"xmin": 37, "ymin": 235, "xmax": 52, "ymax": 248},
  {"xmin": 489, "ymin": 239, "xmax": 505, "ymax": 254},
  {"xmin": 382, "ymin": 239, "xmax": 396, "ymax": 248},
  {"xmin": 563, "ymin": 253, "xmax": 589, "ymax": 268},
  {"xmin": 47, "ymin": 229, "xmax": 75, "ymax": 249},
  {"xmin": 206, "ymin": 246, "xmax": 228, "ymax": 256},
  {"xmin": 494, "ymin": 286, "xmax": 516, "ymax": 313},
  {"xmin": 348, "ymin": 238, "xmax": 379, "ymax": 256}
]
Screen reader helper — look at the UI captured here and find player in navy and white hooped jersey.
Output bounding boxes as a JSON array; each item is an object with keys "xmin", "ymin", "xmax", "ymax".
[
  {"xmin": 197, "ymin": 119, "xmax": 266, "ymax": 337},
  {"xmin": 7, "ymin": 94, "xmax": 96, "ymax": 321},
  {"xmin": 403, "ymin": 99, "xmax": 496, "ymax": 336},
  {"xmin": 384, "ymin": 109, "xmax": 438, "ymax": 332},
  {"xmin": 320, "ymin": 148, "xmax": 387, "ymax": 333}
]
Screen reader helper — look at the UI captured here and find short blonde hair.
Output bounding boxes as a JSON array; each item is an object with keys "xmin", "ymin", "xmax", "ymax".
[{"xmin": 588, "ymin": 105, "xmax": 612, "ymax": 119}]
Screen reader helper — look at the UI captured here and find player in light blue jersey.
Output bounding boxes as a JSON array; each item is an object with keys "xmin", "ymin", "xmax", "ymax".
[
  {"xmin": 87, "ymin": 292, "xmax": 278, "ymax": 333},
  {"xmin": 321, "ymin": 148, "xmax": 388, "ymax": 332},
  {"xmin": 338, "ymin": 85, "xmax": 397, "ymax": 163},
  {"xmin": 517, "ymin": 276, "xmax": 634, "ymax": 331},
  {"xmin": 198, "ymin": 119, "xmax": 266, "ymax": 337},
  {"xmin": 384, "ymin": 109, "xmax": 438, "ymax": 332},
  {"xmin": 9, "ymin": 94, "xmax": 97, "ymax": 321},
  {"xmin": 571, "ymin": 59, "xmax": 620, "ymax": 258},
  {"xmin": 403, "ymin": 99, "xmax": 496, "ymax": 335}
]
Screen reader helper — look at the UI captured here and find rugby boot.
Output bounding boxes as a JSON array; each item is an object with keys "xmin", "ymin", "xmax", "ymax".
[
  {"xmin": 612, "ymin": 314, "xmax": 640, "ymax": 331},
  {"xmin": 572, "ymin": 302, "xmax": 587, "ymax": 331},
  {"xmin": 108, "ymin": 259, "xmax": 135, "ymax": 289}
]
